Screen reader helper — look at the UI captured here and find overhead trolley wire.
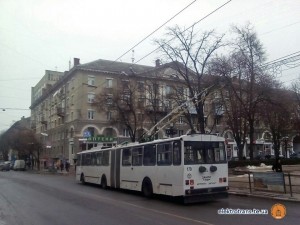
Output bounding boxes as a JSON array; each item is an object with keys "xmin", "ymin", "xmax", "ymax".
[
  {"xmin": 113, "ymin": 0, "xmax": 198, "ymax": 63},
  {"xmin": 134, "ymin": 0, "xmax": 233, "ymax": 64}
]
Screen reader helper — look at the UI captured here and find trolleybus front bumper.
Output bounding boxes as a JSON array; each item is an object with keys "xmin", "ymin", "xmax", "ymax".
[{"xmin": 184, "ymin": 186, "xmax": 228, "ymax": 203}]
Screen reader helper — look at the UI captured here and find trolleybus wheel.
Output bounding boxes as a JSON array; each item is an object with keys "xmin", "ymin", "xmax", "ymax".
[
  {"xmin": 101, "ymin": 175, "xmax": 107, "ymax": 189},
  {"xmin": 142, "ymin": 178, "xmax": 153, "ymax": 198},
  {"xmin": 80, "ymin": 174, "xmax": 85, "ymax": 184}
]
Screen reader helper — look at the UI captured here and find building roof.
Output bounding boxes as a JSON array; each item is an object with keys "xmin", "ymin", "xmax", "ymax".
[{"xmin": 77, "ymin": 59, "xmax": 154, "ymax": 75}]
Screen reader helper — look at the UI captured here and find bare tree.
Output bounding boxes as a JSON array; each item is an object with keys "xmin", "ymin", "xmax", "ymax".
[
  {"xmin": 155, "ymin": 25, "xmax": 225, "ymax": 133},
  {"xmin": 260, "ymin": 87, "xmax": 293, "ymax": 159},
  {"xmin": 290, "ymin": 77, "xmax": 300, "ymax": 134},
  {"xmin": 228, "ymin": 23, "xmax": 272, "ymax": 160}
]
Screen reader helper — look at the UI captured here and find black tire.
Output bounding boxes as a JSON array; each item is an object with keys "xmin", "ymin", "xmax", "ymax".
[
  {"xmin": 101, "ymin": 175, "xmax": 107, "ymax": 189},
  {"xmin": 142, "ymin": 178, "xmax": 153, "ymax": 198},
  {"xmin": 80, "ymin": 174, "xmax": 86, "ymax": 184}
]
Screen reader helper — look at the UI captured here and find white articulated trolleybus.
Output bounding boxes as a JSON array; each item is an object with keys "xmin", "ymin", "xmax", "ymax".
[
  {"xmin": 76, "ymin": 88, "xmax": 228, "ymax": 203},
  {"xmin": 76, "ymin": 133, "xmax": 228, "ymax": 203}
]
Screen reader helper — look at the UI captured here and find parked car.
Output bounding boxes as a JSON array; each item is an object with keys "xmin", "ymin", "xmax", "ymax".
[
  {"xmin": 0, "ymin": 161, "xmax": 11, "ymax": 171},
  {"xmin": 290, "ymin": 152, "xmax": 300, "ymax": 159},
  {"xmin": 13, "ymin": 160, "xmax": 26, "ymax": 171}
]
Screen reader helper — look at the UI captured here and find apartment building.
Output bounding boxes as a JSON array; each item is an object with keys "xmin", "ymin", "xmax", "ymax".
[
  {"xmin": 30, "ymin": 58, "xmax": 299, "ymax": 167},
  {"xmin": 30, "ymin": 58, "xmax": 202, "ymax": 166}
]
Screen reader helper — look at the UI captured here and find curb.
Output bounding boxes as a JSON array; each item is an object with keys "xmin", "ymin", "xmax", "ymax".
[{"xmin": 228, "ymin": 191, "xmax": 300, "ymax": 202}]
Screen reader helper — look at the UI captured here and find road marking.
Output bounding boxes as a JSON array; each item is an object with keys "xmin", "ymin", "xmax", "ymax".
[
  {"xmin": 89, "ymin": 193, "xmax": 214, "ymax": 225},
  {"xmin": 125, "ymin": 202, "xmax": 215, "ymax": 225}
]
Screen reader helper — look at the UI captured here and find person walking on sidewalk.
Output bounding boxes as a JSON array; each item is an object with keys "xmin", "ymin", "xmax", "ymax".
[
  {"xmin": 60, "ymin": 160, "xmax": 64, "ymax": 172},
  {"xmin": 65, "ymin": 160, "xmax": 70, "ymax": 172},
  {"xmin": 272, "ymin": 158, "xmax": 282, "ymax": 172}
]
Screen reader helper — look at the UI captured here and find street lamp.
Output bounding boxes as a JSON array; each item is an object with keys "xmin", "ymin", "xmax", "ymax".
[
  {"xmin": 41, "ymin": 133, "xmax": 49, "ymax": 169},
  {"xmin": 282, "ymin": 136, "xmax": 289, "ymax": 158}
]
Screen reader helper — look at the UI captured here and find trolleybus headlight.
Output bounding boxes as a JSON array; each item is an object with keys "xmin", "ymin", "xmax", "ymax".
[
  {"xmin": 210, "ymin": 165, "xmax": 217, "ymax": 172},
  {"xmin": 199, "ymin": 166, "xmax": 206, "ymax": 173}
]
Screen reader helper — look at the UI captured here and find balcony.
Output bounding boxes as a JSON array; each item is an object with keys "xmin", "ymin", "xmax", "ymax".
[
  {"xmin": 57, "ymin": 107, "xmax": 65, "ymax": 117},
  {"xmin": 145, "ymin": 105, "xmax": 170, "ymax": 113},
  {"xmin": 41, "ymin": 117, "xmax": 47, "ymax": 124}
]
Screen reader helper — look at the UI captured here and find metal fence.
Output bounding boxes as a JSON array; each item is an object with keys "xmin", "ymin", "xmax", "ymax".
[{"xmin": 229, "ymin": 172, "xmax": 300, "ymax": 197}]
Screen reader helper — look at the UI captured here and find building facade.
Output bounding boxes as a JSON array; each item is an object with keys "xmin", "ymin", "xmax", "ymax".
[{"xmin": 30, "ymin": 58, "xmax": 300, "ymax": 167}]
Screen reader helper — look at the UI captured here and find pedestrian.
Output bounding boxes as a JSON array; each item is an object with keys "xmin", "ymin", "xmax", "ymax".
[
  {"xmin": 272, "ymin": 158, "xmax": 282, "ymax": 172},
  {"xmin": 60, "ymin": 160, "xmax": 64, "ymax": 172},
  {"xmin": 65, "ymin": 160, "xmax": 70, "ymax": 172}
]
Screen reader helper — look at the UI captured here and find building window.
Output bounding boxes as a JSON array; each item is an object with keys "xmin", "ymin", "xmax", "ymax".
[
  {"xmin": 107, "ymin": 111, "xmax": 112, "ymax": 121},
  {"xmin": 106, "ymin": 78, "xmax": 113, "ymax": 88},
  {"xmin": 179, "ymin": 116, "xmax": 184, "ymax": 124},
  {"xmin": 88, "ymin": 75, "xmax": 95, "ymax": 86},
  {"xmin": 88, "ymin": 110, "xmax": 95, "ymax": 120},
  {"xmin": 123, "ymin": 128, "xmax": 130, "ymax": 137},
  {"xmin": 88, "ymin": 93, "xmax": 95, "ymax": 103}
]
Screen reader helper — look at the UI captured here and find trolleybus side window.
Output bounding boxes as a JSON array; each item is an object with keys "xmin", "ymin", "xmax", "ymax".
[
  {"xmin": 91, "ymin": 152, "xmax": 97, "ymax": 165},
  {"xmin": 83, "ymin": 153, "xmax": 91, "ymax": 165},
  {"xmin": 173, "ymin": 141, "xmax": 181, "ymax": 165},
  {"xmin": 122, "ymin": 148, "xmax": 131, "ymax": 166},
  {"xmin": 157, "ymin": 142, "xmax": 172, "ymax": 165},
  {"xmin": 132, "ymin": 147, "xmax": 143, "ymax": 166},
  {"xmin": 143, "ymin": 144, "xmax": 156, "ymax": 166},
  {"xmin": 102, "ymin": 151, "xmax": 110, "ymax": 166},
  {"xmin": 96, "ymin": 152, "xmax": 102, "ymax": 165}
]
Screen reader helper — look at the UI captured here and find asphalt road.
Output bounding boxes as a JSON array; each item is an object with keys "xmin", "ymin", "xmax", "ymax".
[{"xmin": 0, "ymin": 171, "xmax": 299, "ymax": 225}]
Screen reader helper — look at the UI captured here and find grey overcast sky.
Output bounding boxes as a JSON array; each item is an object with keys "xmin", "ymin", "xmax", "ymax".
[{"xmin": 0, "ymin": 0, "xmax": 300, "ymax": 132}]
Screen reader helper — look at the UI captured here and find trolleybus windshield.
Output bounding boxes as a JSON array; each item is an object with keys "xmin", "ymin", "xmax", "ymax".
[{"xmin": 184, "ymin": 141, "xmax": 226, "ymax": 164}]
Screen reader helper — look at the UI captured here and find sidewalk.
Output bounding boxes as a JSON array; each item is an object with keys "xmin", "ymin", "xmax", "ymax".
[
  {"xmin": 228, "ymin": 186, "xmax": 300, "ymax": 202},
  {"xmin": 228, "ymin": 164, "xmax": 300, "ymax": 202}
]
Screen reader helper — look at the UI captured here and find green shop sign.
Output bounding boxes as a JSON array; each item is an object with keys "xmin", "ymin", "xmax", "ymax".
[{"xmin": 87, "ymin": 136, "xmax": 115, "ymax": 142}]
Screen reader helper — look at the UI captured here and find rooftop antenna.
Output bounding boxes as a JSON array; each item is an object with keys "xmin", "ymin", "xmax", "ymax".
[
  {"xmin": 69, "ymin": 59, "xmax": 71, "ymax": 70},
  {"xmin": 131, "ymin": 50, "xmax": 135, "ymax": 64}
]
